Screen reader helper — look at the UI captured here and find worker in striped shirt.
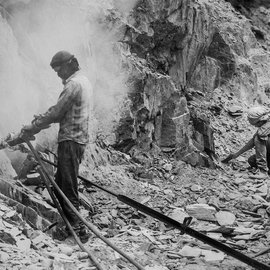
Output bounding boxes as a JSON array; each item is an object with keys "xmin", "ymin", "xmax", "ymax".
[{"xmin": 22, "ymin": 51, "xmax": 93, "ymax": 243}]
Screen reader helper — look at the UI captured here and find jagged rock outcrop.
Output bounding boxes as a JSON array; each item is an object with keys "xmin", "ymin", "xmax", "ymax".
[
  {"xmin": 226, "ymin": 1, "xmax": 270, "ymax": 50},
  {"xmin": 227, "ymin": 0, "xmax": 270, "ymax": 9},
  {"xmin": 112, "ymin": 0, "xmax": 270, "ymax": 166}
]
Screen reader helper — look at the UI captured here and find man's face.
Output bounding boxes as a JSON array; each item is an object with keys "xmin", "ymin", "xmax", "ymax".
[{"xmin": 53, "ymin": 63, "xmax": 69, "ymax": 80}]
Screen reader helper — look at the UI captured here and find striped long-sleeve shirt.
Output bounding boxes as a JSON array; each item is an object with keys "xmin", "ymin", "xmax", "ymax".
[{"xmin": 34, "ymin": 71, "xmax": 93, "ymax": 145}]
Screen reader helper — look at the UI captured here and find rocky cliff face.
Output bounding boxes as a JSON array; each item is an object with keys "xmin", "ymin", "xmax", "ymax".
[
  {"xmin": 112, "ymin": 0, "xmax": 270, "ymax": 166},
  {"xmin": 227, "ymin": 0, "xmax": 270, "ymax": 50},
  {"xmin": 1, "ymin": 0, "xmax": 270, "ymax": 175}
]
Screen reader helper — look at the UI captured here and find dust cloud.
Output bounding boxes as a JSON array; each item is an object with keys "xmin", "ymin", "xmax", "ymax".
[{"xmin": 0, "ymin": 0, "xmax": 137, "ymax": 144}]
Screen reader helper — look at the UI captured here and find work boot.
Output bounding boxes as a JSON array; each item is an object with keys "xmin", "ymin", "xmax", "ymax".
[
  {"xmin": 78, "ymin": 225, "xmax": 90, "ymax": 244},
  {"xmin": 57, "ymin": 226, "xmax": 71, "ymax": 241},
  {"xmin": 72, "ymin": 224, "xmax": 90, "ymax": 244},
  {"xmin": 64, "ymin": 226, "xmax": 72, "ymax": 236}
]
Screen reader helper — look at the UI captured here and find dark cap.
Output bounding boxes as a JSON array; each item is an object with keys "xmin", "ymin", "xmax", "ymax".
[{"xmin": 50, "ymin": 51, "xmax": 74, "ymax": 68}]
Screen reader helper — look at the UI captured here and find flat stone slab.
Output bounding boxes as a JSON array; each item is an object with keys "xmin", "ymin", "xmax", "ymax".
[
  {"xmin": 0, "ymin": 177, "xmax": 62, "ymax": 232},
  {"xmin": 186, "ymin": 204, "xmax": 216, "ymax": 221}
]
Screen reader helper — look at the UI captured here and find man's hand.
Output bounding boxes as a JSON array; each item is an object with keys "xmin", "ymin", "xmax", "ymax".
[
  {"xmin": 20, "ymin": 124, "xmax": 41, "ymax": 142},
  {"xmin": 31, "ymin": 114, "xmax": 43, "ymax": 124},
  {"xmin": 21, "ymin": 120, "xmax": 51, "ymax": 141},
  {"xmin": 221, "ymin": 153, "xmax": 237, "ymax": 163},
  {"xmin": 21, "ymin": 124, "xmax": 41, "ymax": 134}
]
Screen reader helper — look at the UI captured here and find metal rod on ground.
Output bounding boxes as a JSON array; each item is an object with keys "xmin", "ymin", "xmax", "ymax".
[
  {"xmin": 253, "ymin": 247, "xmax": 270, "ymax": 258},
  {"xmin": 36, "ymin": 167, "xmax": 104, "ymax": 270},
  {"xmin": 42, "ymin": 221, "xmax": 58, "ymax": 233},
  {"xmin": 25, "ymin": 140, "xmax": 145, "ymax": 270},
  {"xmin": 40, "ymin": 156, "xmax": 270, "ymax": 270}
]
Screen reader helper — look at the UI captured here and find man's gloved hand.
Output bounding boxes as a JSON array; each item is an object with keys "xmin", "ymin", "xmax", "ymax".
[
  {"xmin": 21, "ymin": 124, "xmax": 41, "ymax": 135},
  {"xmin": 31, "ymin": 114, "xmax": 43, "ymax": 124},
  {"xmin": 221, "ymin": 153, "xmax": 237, "ymax": 163},
  {"xmin": 20, "ymin": 123, "xmax": 41, "ymax": 141},
  {"xmin": 30, "ymin": 115, "xmax": 51, "ymax": 130}
]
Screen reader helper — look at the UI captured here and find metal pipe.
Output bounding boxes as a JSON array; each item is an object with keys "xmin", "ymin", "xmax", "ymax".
[
  {"xmin": 36, "ymin": 167, "xmax": 104, "ymax": 270},
  {"xmin": 25, "ymin": 140, "xmax": 145, "ymax": 270}
]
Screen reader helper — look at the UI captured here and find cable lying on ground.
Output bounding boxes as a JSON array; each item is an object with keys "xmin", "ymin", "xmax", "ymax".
[
  {"xmin": 3, "ymin": 133, "xmax": 270, "ymax": 270},
  {"xmin": 40, "ymin": 155, "xmax": 270, "ymax": 270},
  {"xmin": 37, "ymin": 167, "xmax": 104, "ymax": 270}
]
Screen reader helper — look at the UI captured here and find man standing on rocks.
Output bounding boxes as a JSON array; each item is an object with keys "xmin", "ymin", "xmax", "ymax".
[
  {"xmin": 223, "ymin": 106, "xmax": 270, "ymax": 180},
  {"xmin": 21, "ymin": 51, "xmax": 92, "ymax": 243}
]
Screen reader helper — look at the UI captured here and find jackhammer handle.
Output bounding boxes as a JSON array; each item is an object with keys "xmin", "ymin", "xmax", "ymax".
[{"xmin": 5, "ymin": 132, "xmax": 35, "ymax": 147}]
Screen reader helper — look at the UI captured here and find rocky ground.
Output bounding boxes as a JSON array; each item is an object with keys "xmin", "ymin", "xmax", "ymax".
[
  {"xmin": 1, "ymin": 91, "xmax": 270, "ymax": 270},
  {"xmin": 2, "ymin": 86, "xmax": 270, "ymax": 270},
  {"xmin": 1, "ymin": 139, "xmax": 270, "ymax": 270},
  {"xmin": 83, "ymin": 150, "xmax": 270, "ymax": 270},
  {"xmin": 1, "ymin": 0, "xmax": 270, "ymax": 269}
]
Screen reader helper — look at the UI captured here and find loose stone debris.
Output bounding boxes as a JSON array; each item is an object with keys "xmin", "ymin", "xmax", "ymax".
[
  {"xmin": 0, "ymin": 197, "xmax": 92, "ymax": 270},
  {"xmin": 3, "ymin": 140, "xmax": 270, "ymax": 269},
  {"xmin": 186, "ymin": 204, "xmax": 217, "ymax": 222},
  {"xmin": 1, "ymin": 0, "xmax": 270, "ymax": 269},
  {"xmin": 215, "ymin": 211, "xmax": 236, "ymax": 226}
]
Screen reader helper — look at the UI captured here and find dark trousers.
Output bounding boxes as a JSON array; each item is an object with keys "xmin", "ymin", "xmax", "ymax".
[
  {"xmin": 248, "ymin": 135, "xmax": 270, "ymax": 172},
  {"xmin": 54, "ymin": 141, "xmax": 85, "ymax": 226}
]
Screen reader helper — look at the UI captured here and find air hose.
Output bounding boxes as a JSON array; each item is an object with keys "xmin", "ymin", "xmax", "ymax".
[
  {"xmin": 25, "ymin": 140, "xmax": 145, "ymax": 270},
  {"xmin": 36, "ymin": 167, "xmax": 104, "ymax": 270}
]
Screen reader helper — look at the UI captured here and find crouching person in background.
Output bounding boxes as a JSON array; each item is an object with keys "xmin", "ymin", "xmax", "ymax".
[{"xmin": 223, "ymin": 106, "xmax": 270, "ymax": 180}]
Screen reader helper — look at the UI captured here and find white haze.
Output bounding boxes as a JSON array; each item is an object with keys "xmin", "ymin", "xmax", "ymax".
[{"xmin": 0, "ymin": 0, "xmax": 138, "ymax": 145}]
